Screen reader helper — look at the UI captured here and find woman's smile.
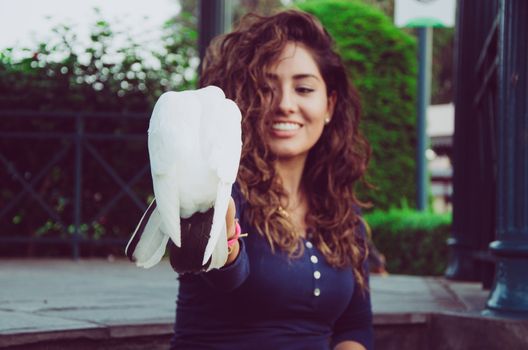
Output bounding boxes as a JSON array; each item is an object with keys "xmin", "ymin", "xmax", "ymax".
[{"xmin": 271, "ymin": 120, "xmax": 303, "ymax": 136}]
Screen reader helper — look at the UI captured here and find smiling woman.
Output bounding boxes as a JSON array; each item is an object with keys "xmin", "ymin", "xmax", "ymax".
[{"xmin": 168, "ymin": 9, "xmax": 373, "ymax": 350}]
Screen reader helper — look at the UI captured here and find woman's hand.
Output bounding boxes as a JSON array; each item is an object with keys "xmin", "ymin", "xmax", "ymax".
[
  {"xmin": 334, "ymin": 341, "xmax": 366, "ymax": 350},
  {"xmin": 224, "ymin": 197, "xmax": 239, "ymax": 266}
]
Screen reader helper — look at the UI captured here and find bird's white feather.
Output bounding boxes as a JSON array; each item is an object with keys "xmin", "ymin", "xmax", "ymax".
[
  {"xmin": 137, "ymin": 232, "xmax": 170, "ymax": 269},
  {"xmin": 194, "ymin": 86, "xmax": 242, "ymax": 266},
  {"xmin": 152, "ymin": 174, "xmax": 182, "ymax": 247},
  {"xmin": 202, "ymin": 181, "xmax": 232, "ymax": 266},
  {"xmin": 206, "ymin": 222, "xmax": 229, "ymax": 270},
  {"xmin": 136, "ymin": 86, "xmax": 242, "ymax": 270},
  {"xmin": 128, "ymin": 206, "xmax": 169, "ymax": 268}
]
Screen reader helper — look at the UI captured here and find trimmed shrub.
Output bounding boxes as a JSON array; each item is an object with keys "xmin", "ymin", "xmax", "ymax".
[
  {"xmin": 298, "ymin": 0, "xmax": 417, "ymax": 210},
  {"xmin": 364, "ymin": 208, "xmax": 451, "ymax": 275}
]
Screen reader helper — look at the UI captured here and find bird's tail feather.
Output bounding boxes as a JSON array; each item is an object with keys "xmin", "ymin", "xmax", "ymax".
[
  {"xmin": 126, "ymin": 203, "xmax": 169, "ymax": 268},
  {"xmin": 205, "ymin": 223, "xmax": 229, "ymax": 271},
  {"xmin": 137, "ymin": 232, "xmax": 170, "ymax": 269},
  {"xmin": 202, "ymin": 182, "xmax": 231, "ymax": 266},
  {"xmin": 153, "ymin": 176, "xmax": 182, "ymax": 247}
]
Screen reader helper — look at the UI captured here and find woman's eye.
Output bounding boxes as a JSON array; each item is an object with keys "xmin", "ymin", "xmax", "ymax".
[
  {"xmin": 296, "ymin": 87, "xmax": 314, "ymax": 94},
  {"xmin": 260, "ymin": 85, "xmax": 274, "ymax": 94}
]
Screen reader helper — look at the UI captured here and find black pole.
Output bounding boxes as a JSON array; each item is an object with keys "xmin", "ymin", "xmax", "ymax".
[
  {"xmin": 486, "ymin": 0, "xmax": 528, "ymax": 317},
  {"xmin": 198, "ymin": 0, "xmax": 230, "ymax": 64},
  {"xmin": 445, "ymin": 0, "xmax": 481, "ymax": 281}
]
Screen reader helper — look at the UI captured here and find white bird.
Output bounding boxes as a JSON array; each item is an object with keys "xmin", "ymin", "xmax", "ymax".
[{"xmin": 125, "ymin": 86, "xmax": 242, "ymax": 272}]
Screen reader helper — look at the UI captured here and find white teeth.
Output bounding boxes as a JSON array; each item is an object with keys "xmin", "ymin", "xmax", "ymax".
[{"xmin": 272, "ymin": 122, "xmax": 301, "ymax": 131}]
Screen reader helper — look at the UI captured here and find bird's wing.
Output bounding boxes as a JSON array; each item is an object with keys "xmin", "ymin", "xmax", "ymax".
[
  {"xmin": 202, "ymin": 182, "xmax": 231, "ymax": 266},
  {"xmin": 199, "ymin": 86, "xmax": 242, "ymax": 183},
  {"xmin": 197, "ymin": 86, "xmax": 242, "ymax": 266},
  {"xmin": 152, "ymin": 174, "xmax": 181, "ymax": 247},
  {"xmin": 148, "ymin": 91, "xmax": 202, "ymax": 247},
  {"xmin": 148, "ymin": 92, "xmax": 182, "ymax": 175},
  {"xmin": 205, "ymin": 221, "xmax": 229, "ymax": 271}
]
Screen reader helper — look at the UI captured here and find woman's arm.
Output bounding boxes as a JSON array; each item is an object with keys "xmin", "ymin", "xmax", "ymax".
[
  {"xmin": 331, "ymin": 270, "xmax": 373, "ymax": 350},
  {"xmin": 331, "ymin": 216, "xmax": 374, "ymax": 350}
]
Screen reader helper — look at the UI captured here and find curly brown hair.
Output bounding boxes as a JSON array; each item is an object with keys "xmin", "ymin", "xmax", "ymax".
[{"xmin": 200, "ymin": 10, "xmax": 371, "ymax": 291}]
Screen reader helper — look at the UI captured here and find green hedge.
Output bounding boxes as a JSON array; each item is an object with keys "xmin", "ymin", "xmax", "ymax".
[
  {"xmin": 298, "ymin": 0, "xmax": 417, "ymax": 210},
  {"xmin": 364, "ymin": 208, "xmax": 451, "ymax": 275}
]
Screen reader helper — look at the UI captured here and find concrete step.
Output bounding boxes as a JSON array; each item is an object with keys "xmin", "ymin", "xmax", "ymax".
[{"xmin": 0, "ymin": 259, "xmax": 526, "ymax": 349}]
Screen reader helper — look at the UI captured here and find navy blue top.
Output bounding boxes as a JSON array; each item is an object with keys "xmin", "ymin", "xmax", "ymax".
[{"xmin": 171, "ymin": 186, "xmax": 374, "ymax": 350}]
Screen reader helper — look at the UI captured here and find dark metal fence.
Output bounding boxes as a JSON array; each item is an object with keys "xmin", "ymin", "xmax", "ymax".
[
  {"xmin": 0, "ymin": 110, "xmax": 151, "ymax": 259},
  {"xmin": 446, "ymin": 0, "xmax": 501, "ymax": 287},
  {"xmin": 448, "ymin": 0, "xmax": 528, "ymax": 316}
]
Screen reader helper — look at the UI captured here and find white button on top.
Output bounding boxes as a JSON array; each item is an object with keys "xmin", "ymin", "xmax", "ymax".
[
  {"xmin": 314, "ymin": 271, "xmax": 321, "ymax": 279},
  {"xmin": 306, "ymin": 241, "xmax": 313, "ymax": 249},
  {"xmin": 310, "ymin": 255, "xmax": 318, "ymax": 264},
  {"xmin": 314, "ymin": 288, "xmax": 321, "ymax": 296}
]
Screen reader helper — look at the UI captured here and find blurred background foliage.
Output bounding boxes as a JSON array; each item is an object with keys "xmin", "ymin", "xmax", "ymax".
[
  {"xmin": 0, "ymin": 8, "xmax": 198, "ymax": 111},
  {"xmin": 0, "ymin": 0, "xmax": 454, "ymax": 111},
  {"xmin": 357, "ymin": 0, "xmax": 454, "ymax": 104},
  {"xmin": 365, "ymin": 206, "xmax": 451, "ymax": 275},
  {"xmin": 0, "ymin": 0, "xmax": 453, "ymax": 266},
  {"xmin": 300, "ymin": 0, "xmax": 417, "ymax": 211}
]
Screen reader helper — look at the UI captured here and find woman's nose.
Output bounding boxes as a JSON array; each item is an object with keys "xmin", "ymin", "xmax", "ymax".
[{"xmin": 278, "ymin": 90, "xmax": 297, "ymax": 115}]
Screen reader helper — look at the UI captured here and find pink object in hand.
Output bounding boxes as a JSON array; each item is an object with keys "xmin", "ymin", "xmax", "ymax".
[{"xmin": 227, "ymin": 221, "xmax": 242, "ymax": 248}]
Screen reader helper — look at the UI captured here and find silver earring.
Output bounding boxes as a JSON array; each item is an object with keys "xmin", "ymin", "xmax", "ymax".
[{"xmin": 324, "ymin": 118, "xmax": 330, "ymax": 125}]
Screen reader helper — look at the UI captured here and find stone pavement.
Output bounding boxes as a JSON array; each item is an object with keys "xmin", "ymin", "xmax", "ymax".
[{"xmin": 0, "ymin": 258, "xmax": 526, "ymax": 349}]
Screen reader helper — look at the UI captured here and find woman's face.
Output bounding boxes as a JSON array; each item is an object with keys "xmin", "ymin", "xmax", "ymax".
[{"xmin": 265, "ymin": 42, "xmax": 336, "ymax": 162}]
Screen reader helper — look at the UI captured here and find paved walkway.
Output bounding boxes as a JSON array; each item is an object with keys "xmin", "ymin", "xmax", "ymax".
[{"xmin": 0, "ymin": 258, "xmax": 492, "ymax": 348}]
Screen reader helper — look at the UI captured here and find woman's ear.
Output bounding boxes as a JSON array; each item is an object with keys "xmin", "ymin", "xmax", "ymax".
[{"xmin": 327, "ymin": 91, "xmax": 337, "ymax": 121}]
